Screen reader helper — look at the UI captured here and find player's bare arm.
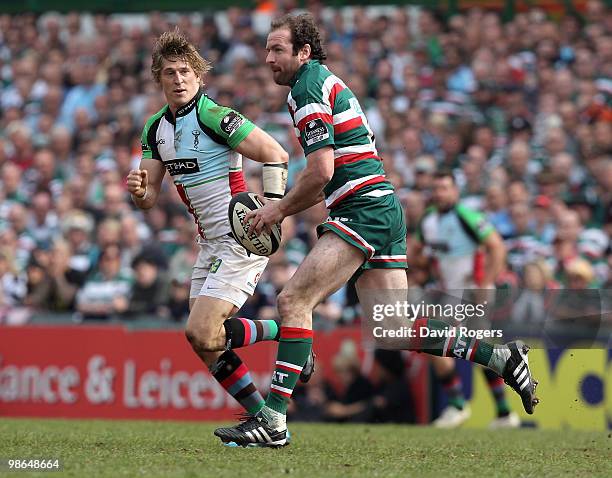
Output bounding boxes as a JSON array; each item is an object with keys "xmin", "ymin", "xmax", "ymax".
[
  {"xmin": 246, "ymin": 146, "xmax": 333, "ymax": 235},
  {"xmin": 482, "ymin": 230, "xmax": 506, "ymax": 286},
  {"xmin": 127, "ymin": 159, "xmax": 166, "ymax": 210},
  {"xmin": 233, "ymin": 126, "xmax": 288, "ymax": 165}
]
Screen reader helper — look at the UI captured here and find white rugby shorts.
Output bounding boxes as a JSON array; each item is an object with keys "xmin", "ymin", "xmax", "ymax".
[{"xmin": 190, "ymin": 234, "xmax": 268, "ymax": 308}]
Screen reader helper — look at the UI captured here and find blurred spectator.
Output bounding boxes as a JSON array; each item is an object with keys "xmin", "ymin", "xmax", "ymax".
[
  {"xmin": 58, "ymin": 54, "xmax": 106, "ymax": 131},
  {"xmin": 27, "ymin": 189, "xmax": 59, "ymax": 248},
  {"xmin": 75, "ymin": 244, "xmax": 132, "ymax": 320},
  {"xmin": 505, "ymin": 202, "xmax": 549, "ymax": 274},
  {"xmin": 510, "ymin": 260, "xmax": 553, "ymax": 324},
  {"xmin": 323, "ymin": 341, "xmax": 374, "ymax": 423},
  {"xmin": 62, "ymin": 210, "xmax": 96, "ymax": 275},
  {"xmin": 485, "ymin": 184, "xmax": 513, "ymax": 239},
  {"xmin": 44, "ymin": 239, "xmax": 87, "ymax": 311},
  {"xmin": 563, "ymin": 257, "xmax": 596, "ymax": 289},
  {"xmin": 127, "ymin": 252, "xmax": 169, "ymax": 318},
  {"xmin": 23, "ymin": 249, "xmax": 52, "ymax": 309},
  {"xmin": 0, "ymin": 5, "xmax": 606, "ymax": 331},
  {"xmin": 368, "ymin": 349, "xmax": 414, "ymax": 423},
  {"xmin": 1, "ymin": 162, "xmax": 28, "ymax": 205},
  {"xmin": 532, "ymin": 195, "xmax": 556, "ymax": 244},
  {"xmin": 288, "ymin": 365, "xmax": 332, "ymax": 422},
  {"xmin": 0, "ymin": 247, "xmax": 27, "ymax": 313}
]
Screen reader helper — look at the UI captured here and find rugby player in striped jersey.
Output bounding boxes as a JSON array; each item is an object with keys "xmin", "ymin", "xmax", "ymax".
[
  {"xmin": 127, "ymin": 30, "xmax": 313, "ymax": 442},
  {"xmin": 214, "ymin": 14, "xmax": 538, "ymax": 447}
]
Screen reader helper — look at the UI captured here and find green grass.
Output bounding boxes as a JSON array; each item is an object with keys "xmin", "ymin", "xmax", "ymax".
[{"xmin": 0, "ymin": 418, "xmax": 610, "ymax": 478}]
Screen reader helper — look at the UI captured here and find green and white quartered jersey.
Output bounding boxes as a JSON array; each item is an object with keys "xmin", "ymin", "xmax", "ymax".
[
  {"xmin": 141, "ymin": 91, "xmax": 253, "ymax": 239},
  {"xmin": 287, "ymin": 60, "xmax": 393, "ymax": 210}
]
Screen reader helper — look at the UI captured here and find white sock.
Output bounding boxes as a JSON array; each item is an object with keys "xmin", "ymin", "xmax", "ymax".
[
  {"xmin": 488, "ymin": 345, "xmax": 511, "ymax": 375},
  {"xmin": 260, "ymin": 405, "xmax": 286, "ymax": 430}
]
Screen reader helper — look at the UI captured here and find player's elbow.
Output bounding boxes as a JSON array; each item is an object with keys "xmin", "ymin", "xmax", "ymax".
[
  {"xmin": 277, "ymin": 148, "xmax": 289, "ymax": 165},
  {"xmin": 321, "ymin": 174, "xmax": 333, "ymax": 187},
  {"xmin": 306, "ymin": 147, "xmax": 334, "ymax": 185},
  {"xmin": 306, "ymin": 169, "xmax": 332, "ymax": 189},
  {"xmin": 317, "ymin": 166, "xmax": 334, "ymax": 185}
]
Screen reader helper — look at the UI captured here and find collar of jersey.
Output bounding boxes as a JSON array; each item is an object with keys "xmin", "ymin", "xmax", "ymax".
[
  {"xmin": 436, "ymin": 203, "xmax": 458, "ymax": 215},
  {"xmin": 289, "ymin": 60, "xmax": 320, "ymax": 88},
  {"xmin": 164, "ymin": 90, "xmax": 203, "ymax": 124}
]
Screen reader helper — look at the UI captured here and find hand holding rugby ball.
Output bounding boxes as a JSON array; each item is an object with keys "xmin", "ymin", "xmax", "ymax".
[{"xmin": 228, "ymin": 192, "xmax": 281, "ymax": 256}]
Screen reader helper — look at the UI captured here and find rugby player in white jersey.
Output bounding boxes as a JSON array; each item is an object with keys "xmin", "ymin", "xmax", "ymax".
[{"xmin": 126, "ymin": 29, "xmax": 313, "ymax": 428}]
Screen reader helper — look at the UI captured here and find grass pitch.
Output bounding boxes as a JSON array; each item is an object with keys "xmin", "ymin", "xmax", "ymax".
[{"xmin": 0, "ymin": 418, "xmax": 610, "ymax": 478}]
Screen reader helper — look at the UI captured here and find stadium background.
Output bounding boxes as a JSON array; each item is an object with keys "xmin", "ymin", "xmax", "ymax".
[{"xmin": 0, "ymin": 0, "xmax": 610, "ymax": 432}]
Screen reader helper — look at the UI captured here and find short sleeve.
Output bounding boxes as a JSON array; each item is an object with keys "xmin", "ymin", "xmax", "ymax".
[
  {"xmin": 199, "ymin": 101, "xmax": 255, "ymax": 150},
  {"xmin": 140, "ymin": 114, "xmax": 162, "ymax": 161},
  {"xmin": 294, "ymin": 95, "xmax": 334, "ymax": 156},
  {"xmin": 456, "ymin": 204, "xmax": 495, "ymax": 243}
]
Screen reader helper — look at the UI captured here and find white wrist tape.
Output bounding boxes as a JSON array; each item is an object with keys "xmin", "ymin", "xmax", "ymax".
[
  {"xmin": 134, "ymin": 187, "xmax": 148, "ymax": 201},
  {"xmin": 262, "ymin": 163, "xmax": 288, "ymax": 200}
]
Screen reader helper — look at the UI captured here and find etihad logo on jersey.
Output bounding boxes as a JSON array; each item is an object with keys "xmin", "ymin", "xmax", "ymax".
[{"xmin": 165, "ymin": 158, "xmax": 200, "ymax": 176}]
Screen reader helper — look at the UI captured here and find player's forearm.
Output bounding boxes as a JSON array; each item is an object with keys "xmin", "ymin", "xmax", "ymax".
[
  {"xmin": 130, "ymin": 189, "xmax": 157, "ymax": 210},
  {"xmin": 277, "ymin": 169, "xmax": 327, "ymax": 217},
  {"xmin": 259, "ymin": 145, "xmax": 288, "ymax": 165},
  {"xmin": 484, "ymin": 245, "xmax": 505, "ymax": 285}
]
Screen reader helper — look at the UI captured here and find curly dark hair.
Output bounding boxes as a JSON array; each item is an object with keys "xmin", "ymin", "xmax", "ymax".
[{"xmin": 270, "ymin": 13, "xmax": 327, "ymax": 61}]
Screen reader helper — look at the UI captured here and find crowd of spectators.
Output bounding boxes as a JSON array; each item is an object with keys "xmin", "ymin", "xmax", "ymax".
[{"xmin": 0, "ymin": 2, "xmax": 610, "ymax": 330}]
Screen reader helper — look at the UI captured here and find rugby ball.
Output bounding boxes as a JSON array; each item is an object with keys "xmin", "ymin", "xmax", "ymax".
[{"xmin": 228, "ymin": 192, "xmax": 282, "ymax": 256}]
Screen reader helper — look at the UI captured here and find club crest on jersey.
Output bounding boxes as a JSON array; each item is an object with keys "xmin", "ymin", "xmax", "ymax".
[
  {"xmin": 165, "ymin": 158, "xmax": 200, "ymax": 176},
  {"xmin": 220, "ymin": 111, "xmax": 245, "ymax": 137},
  {"xmin": 192, "ymin": 130, "xmax": 200, "ymax": 148},
  {"xmin": 304, "ymin": 118, "xmax": 329, "ymax": 146},
  {"xmin": 210, "ymin": 258, "xmax": 222, "ymax": 273}
]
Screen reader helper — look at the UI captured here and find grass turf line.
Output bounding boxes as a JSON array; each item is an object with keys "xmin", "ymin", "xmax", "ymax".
[{"xmin": 0, "ymin": 418, "xmax": 610, "ymax": 478}]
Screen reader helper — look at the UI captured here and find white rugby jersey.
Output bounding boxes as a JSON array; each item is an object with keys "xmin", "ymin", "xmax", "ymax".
[{"xmin": 141, "ymin": 91, "xmax": 253, "ymax": 239}]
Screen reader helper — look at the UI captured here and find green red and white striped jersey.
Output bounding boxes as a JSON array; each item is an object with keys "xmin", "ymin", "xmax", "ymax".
[{"xmin": 287, "ymin": 60, "xmax": 393, "ymax": 209}]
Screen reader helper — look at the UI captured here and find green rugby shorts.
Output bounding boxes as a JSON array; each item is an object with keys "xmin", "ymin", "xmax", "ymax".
[{"xmin": 316, "ymin": 192, "xmax": 407, "ymax": 273}]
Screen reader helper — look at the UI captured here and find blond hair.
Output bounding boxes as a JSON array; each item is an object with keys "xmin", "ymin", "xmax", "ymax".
[{"xmin": 151, "ymin": 28, "xmax": 211, "ymax": 84}]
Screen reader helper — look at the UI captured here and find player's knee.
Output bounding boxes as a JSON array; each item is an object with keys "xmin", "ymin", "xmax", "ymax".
[
  {"xmin": 277, "ymin": 288, "xmax": 309, "ymax": 322},
  {"xmin": 184, "ymin": 323, "xmax": 224, "ymax": 352}
]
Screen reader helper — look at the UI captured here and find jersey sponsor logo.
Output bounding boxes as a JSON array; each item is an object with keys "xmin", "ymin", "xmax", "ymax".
[
  {"xmin": 156, "ymin": 138, "xmax": 165, "ymax": 145},
  {"xmin": 429, "ymin": 241, "xmax": 450, "ymax": 253},
  {"xmin": 165, "ymin": 158, "xmax": 200, "ymax": 176},
  {"xmin": 141, "ymin": 142, "xmax": 151, "ymax": 152},
  {"xmin": 304, "ymin": 118, "xmax": 329, "ymax": 146},
  {"xmin": 477, "ymin": 218, "xmax": 489, "ymax": 234},
  {"xmin": 192, "ymin": 130, "xmax": 200, "ymax": 148},
  {"xmin": 220, "ymin": 112, "xmax": 245, "ymax": 137},
  {"xmin": 176, "ymin": 95, "xmax": 198, "ymax": 116},
  {"xmin": 246, "ymin": 272, "xmax": 262, "ymax": 289}
]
